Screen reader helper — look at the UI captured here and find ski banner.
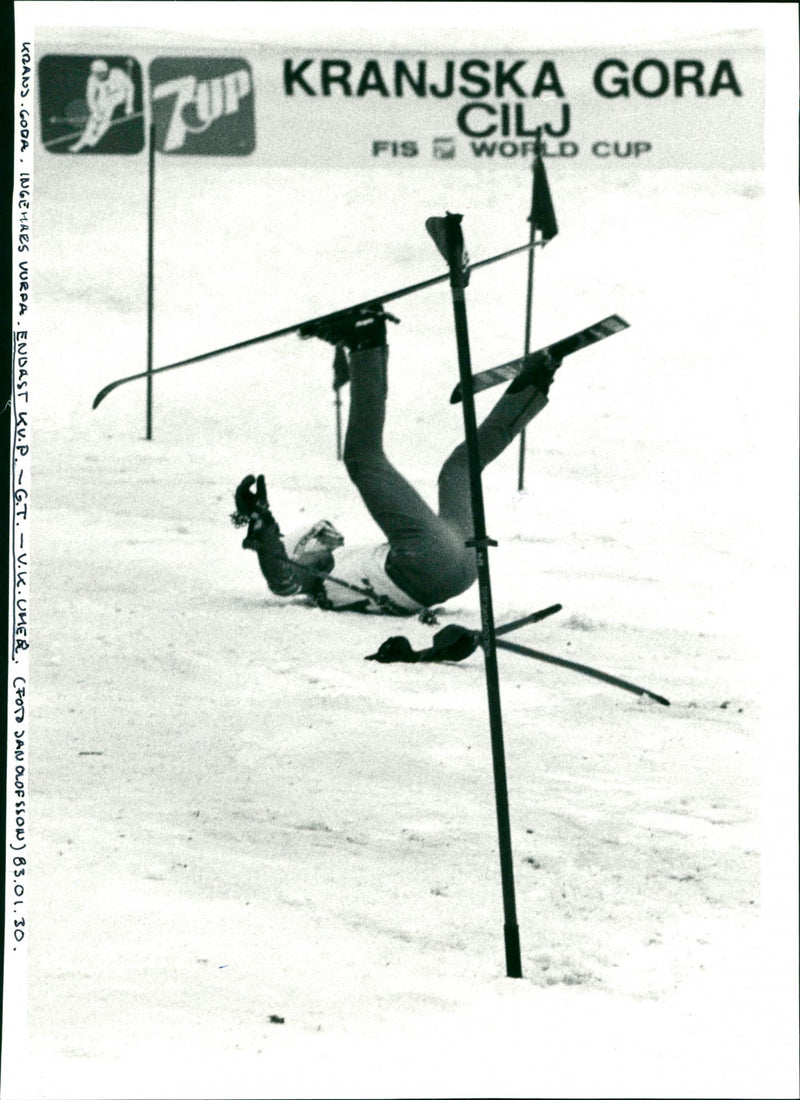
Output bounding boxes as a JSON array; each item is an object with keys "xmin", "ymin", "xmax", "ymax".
[{"xmin": 34, "ymin": 38, "xmax": 764, "ymax": 169}]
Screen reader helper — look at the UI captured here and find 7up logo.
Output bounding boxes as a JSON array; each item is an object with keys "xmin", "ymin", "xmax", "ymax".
[
  {"xmin": 155, "ymin": 70, "xmax": 251, "ymax": 151},
  {"xmin": 150, "ymin": 58, "xmax": 255, "ymax": 155}
]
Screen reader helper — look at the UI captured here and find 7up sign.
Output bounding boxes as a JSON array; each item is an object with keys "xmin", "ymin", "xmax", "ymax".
[{"xmin": 150, "ymin": 58, "xmax": 255, "ymax": 155}]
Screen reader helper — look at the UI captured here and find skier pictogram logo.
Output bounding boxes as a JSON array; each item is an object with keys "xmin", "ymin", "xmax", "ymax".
[
  {"xmin": 149, "ymin": 58, "xmax": 255, "ymax": 155},
  {"xmin": 39, "ymin": 55, "xmax": 145, "ymax": 154}
]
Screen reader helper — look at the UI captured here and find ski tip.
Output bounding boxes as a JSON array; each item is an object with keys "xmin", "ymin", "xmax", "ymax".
[
  {"xmin": 646, "ymin": 692, "xmax": 671, "ymax": 707},
  {"xmin": 92, "ymin": 380, "xmax": 120, "ymax": 408}
]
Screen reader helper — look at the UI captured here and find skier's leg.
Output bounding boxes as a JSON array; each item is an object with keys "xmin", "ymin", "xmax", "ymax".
[
  {"xmin": 438, "ymin": 381, "xmax": 550, "ymax": 536},
  {"xmin": 343, "ymin": 346, "xmax": 447, "ymax": 545},
  {"xmin": 86, "ymin": 110, "xmax": 113, "ymax": 148},
  {"xmin": 344, "ymin": 347, "xmax": 474, "ymax": 602},
  {"xmin": 70, "ymin": 119, "xmax": 93, "ymax": 152},
  {"xmin": 73, "ymin": 111, "xmax": 110, "ymax": 151},
  {"xmin": 303, "ymin": 307, "xmax": 479, "ymax": 605},
  {"xmin": 342, "ymin": 344, "xmax": 430, "ymax": 536}
]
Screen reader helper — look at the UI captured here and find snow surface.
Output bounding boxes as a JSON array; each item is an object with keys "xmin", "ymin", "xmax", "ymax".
[{"xmin": 10, "ymin": 18, "xmax": 800, "ymax": 1099}]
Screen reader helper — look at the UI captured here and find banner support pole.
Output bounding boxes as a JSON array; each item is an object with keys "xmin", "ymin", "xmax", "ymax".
[
  {"xmin": 146, "ymin": 121, "xmax": 155, "ymax": 440},
  {"xmin": 517, "ymin": 141, "xmax": 541, "ymax": 491}
]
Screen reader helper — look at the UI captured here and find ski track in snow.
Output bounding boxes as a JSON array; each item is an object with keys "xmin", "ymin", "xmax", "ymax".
[{"xmin": 19, "ymin": 137, "xmax": 794, "ymax": 1099}]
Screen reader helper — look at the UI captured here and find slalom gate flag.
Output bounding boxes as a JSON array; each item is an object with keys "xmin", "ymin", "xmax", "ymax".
[{"xmin": 529, "ymin": 153, "xmax": 558, "ymax": 241}]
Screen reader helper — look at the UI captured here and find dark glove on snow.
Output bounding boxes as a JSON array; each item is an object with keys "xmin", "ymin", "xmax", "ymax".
[{"xmin": 366, "ymin": 625, "xmax": 480, "ymax": 664}]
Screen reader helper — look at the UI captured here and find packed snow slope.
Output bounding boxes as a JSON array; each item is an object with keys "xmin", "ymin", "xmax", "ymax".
[{"xmin": 21, "ymin": 151, "xmax": 797, "ymax": 1099}]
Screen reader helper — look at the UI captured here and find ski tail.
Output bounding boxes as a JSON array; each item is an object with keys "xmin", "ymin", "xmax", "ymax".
[
  {"xmin": 548, "ymin": 314, "xmax": 629, "ymax": 360},
  {"xmin": 450, "ymin": 315, "xmax": 630, "ymax": 403},
  {"xmin": 495, "ymin": 604, "xmax": 562, "ymax": 637}
]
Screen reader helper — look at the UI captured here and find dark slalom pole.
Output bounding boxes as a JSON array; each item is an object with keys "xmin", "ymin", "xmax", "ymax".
[
  {"xmin": 518, "ymin": 140, "xmax": 559, "ymax": 489},
  {"xmin": 146, "ymin": 121, "xmax": 156, "ymax": 440},
  {"xmin": 426, "ymin": 212, "xmax": 523, "ymax": 979},
  {"xmin": 517, "ymin": 158, "xmax": 538, "ymax": 490}
]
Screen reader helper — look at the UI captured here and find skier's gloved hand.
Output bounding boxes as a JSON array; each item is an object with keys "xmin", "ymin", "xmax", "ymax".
[
  {"xmin": 236, "ymin": 474, "xmax": 269, "ymax": 517},
  {"xmin": 230, "ymin": 474, "xmax": 301, "ymax": 596},
  {"xmin": 231, "ymin": 474, "xmax": 273, "ymax": 528},
  {"xmin": 365, "ymin": 625, "xmax": 479, "ymax": 664},
  {"xmin": 424, "ymin": 624, "xmax": 480, "ymax": 663},
  {"xmin": 365, "ymin": 636, "xmax": 419, "ymax": 663}
]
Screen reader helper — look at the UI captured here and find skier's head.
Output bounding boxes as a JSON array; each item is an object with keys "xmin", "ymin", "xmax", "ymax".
[
  {"xmin": 91, "ymin": 58, "xmax": 110, "ymax": 79},
  {"xmin": 285, "ymin": 520, "xmax": 343, "ymax": 579}
]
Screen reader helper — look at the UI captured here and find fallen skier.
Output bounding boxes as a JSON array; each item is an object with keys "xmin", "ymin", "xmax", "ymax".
[{"xmin": 232, "ymin": 304, "xmax": 560, "ymax": 616}]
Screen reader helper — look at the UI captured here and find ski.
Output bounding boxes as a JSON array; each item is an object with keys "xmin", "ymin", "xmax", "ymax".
[
  {"xmin": 366, "ymin": 604, "xmax": 668, "ymax": 704},
  {"xmin": 495, "ymin": 637, "xmax": 670, "ymax": 706},
  {"xmin": 44, "ymin": 111, "xmax": 147, "ymax": 149},
  {"xmin": 450, "ymin": 314, "xmax": 630, "ymax": 404},
  {"xmin": 92, "ymin": 238, "xmax": 547, "ymax": 409}
]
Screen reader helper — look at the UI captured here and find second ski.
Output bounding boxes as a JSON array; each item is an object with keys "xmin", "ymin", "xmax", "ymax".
[{"xmin": 450, "ymin": 314, "xmax": 630, "ymax": 403}]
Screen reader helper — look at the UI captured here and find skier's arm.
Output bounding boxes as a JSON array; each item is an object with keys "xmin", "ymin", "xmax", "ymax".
[
  {"xmin": 232, "ymin": 475, "xmax": 301, "ymax": 597},
  {"xmin": 246, "ymin": 522, "xmax": 302, "ymax": 597}
]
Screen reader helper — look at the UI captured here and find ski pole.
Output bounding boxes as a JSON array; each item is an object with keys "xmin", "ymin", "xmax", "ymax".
[
  {"xmin": 251, "ymin": 545, "xmax": 412, "ymax": 616},
  {"xmin": 334, "ymin": 389, "xmax": 342, "ymax": 461},
  {"xmin": 332, "ymin": 343, "xmax": 348, "ymax": 461}
]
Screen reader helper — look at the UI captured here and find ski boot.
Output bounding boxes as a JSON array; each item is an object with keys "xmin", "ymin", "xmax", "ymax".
[
  {"xmin": 506, "ymin": 348, "xmax": 563, "ymax": 396},
  {"xmin": 299, "ymin": 305, "xmax": 400, "ymax": 353}
]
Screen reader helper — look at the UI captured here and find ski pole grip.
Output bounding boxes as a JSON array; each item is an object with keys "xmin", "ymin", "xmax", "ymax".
[
  {"xmin": 443, "ymin": 212, "xmax": 466, "ymax": 289},
  {"xmin": 425, "ymin": 212, "xmax": 468, "ymax": 290}
]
